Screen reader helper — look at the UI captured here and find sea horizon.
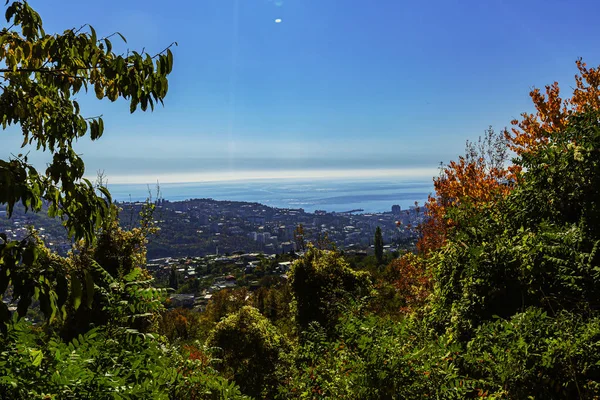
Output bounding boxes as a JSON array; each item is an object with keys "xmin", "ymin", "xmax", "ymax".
[{"xmin": 104, "ymin": 169, "xmax": 436, "ymax": 214}]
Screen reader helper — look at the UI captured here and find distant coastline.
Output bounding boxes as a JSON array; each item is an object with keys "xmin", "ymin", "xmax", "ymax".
[{"xmin": 107, "ymin": 176, "xmax": 434, "ymax": 214}]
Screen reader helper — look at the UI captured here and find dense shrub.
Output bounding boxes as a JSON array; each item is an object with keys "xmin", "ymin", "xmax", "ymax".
[
  {"xmin": 464, "ymin": 308, "xmax": 600, "ymax": 398},
  {"xmin": 206, "ymin": 306, "xmax": 290, "ymax": 398},
  {"xmin": 289, "ymin": 246, "xmax": 373, "ymax": 334},
  {"xmin": 0, "ymin": 320, "xmax": 248, "ymax": 399}
]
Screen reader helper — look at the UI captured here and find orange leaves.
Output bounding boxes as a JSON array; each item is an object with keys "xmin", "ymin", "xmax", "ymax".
[
  {"xmin": 506, "ymin": 82, "xmax": 569, "ymax": 155},
  {"xmin": 424, "ymin": 59, "xmax": 600, "ymax": 255},
  {"xmin": 183, "ymin": 344, "xmax": 210, "ymax": 364},
  {"xmin": 435, "ymin": 157, "xmax": 512, "ymax": 204},
  {"xmin": 388, "ymin": 253, "xmax": 431, "ymax": 313},
  {"xmin": 507, "ymin": 59, "xmax": 600, "ymax": 155},
  {"xmin": 419, "ymin": 147, "xmax": 514, "ymax": 255},
  {"xmin": 573, "ymin": 59, "xmax": 600, "ymax": 114}
]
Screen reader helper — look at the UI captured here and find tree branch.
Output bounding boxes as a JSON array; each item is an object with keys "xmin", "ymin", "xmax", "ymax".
[
  {"xmin": 151, "ymin": 42, "xmax": 177, "ymax": 59},
  {"xmin": 83, "ymin": 114, "xmax": 103, "ymax": 121},
  {"xmin": 0, "ymin": 68, "xmax": 91, "ymax": 81}
]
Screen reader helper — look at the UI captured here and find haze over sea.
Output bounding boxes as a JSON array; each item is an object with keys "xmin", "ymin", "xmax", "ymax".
[{"xmin": 106, "ymin": 169, "xmax": 436, "ymax": 214}]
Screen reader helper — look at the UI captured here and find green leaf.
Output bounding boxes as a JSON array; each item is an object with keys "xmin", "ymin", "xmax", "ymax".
[
  {"xmin": 98, "ymin": 117, "xmax": 104, "ymax": 137},
  {"xmin": 71, "ymin": 274, "xmax": 83, "ymax": 311},
  {"xmin": 166, "ymin": 48, "xmax": 173, "ymax": 73},
  {"xmin": 89, "ymin": 24, "xmax": 97, "ymax": 44},
  {"xmin": 116, "ymin": 31, "xmax": 127, "ymax": 43},
  {"xmin": 84, "ymin": 269, "xmax": 94, "ymax": 308},
  {"xmin": 30, "ymin": 348, "xmax": 43, "ymax": 367},
  {"xmin": 104, "ymin": 38, "xmax": 112, "ymax": 53}
]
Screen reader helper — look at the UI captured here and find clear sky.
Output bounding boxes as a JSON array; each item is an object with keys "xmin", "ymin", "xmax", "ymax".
[{"xmin": 2, "ymin": 0, "xmax": 600, "ymax": 183}]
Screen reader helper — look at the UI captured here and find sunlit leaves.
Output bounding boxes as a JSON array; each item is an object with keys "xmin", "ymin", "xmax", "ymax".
[
  {"xmin": 419, "ymin": 128, "xmax": 514, "ymax": 255},
  {"xmin": 289, "ymin": 246, "xmax": 373, "ymax": 333},
  {"xmin": 0, "ymin": 0, "xmax": 174, "ymax": 325},
  {"xmin": 386, "ymin": 252, "xmax": 431, "ymax": 314},
  {"xmin": 507, "ymin": 59, "xmax": 600, "ymax": 155}
]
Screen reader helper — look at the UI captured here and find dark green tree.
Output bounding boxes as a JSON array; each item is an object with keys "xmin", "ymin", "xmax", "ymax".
[
  {"xmin": 374, "ymin": 226, "xmax": 383, "ymax": 264},
  {"xmin": 0, "ymin": 1, "xmax": 175, "ymax": 326},
  {"xmin": 289, "ymin": 245, "xmax": 373, "ymax": 334},
  {"xmin": 206, "ymin": 306, "xmax": 290, "ymax": 398},
  {"xmin": 169, "ymin": 265, "xmax": 178, "ymax": 290}
]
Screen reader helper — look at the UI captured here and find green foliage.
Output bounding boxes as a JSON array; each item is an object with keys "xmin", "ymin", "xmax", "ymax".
[
  {"xmin": 289, "ymin": 245, "xmax": 373, "ymax": 334},
  {"xmin": 281, "ymin": 307, "xmax": 600, "ymax": 399},
  {"xmin": 251, "ymin": 283, "xmax": 294, "ymax": 335},
  {"xmin": 0, "ymin": 233, "xmax": 69, "ymax": 331},
  {"xmin": 464, "ymin": 308, "xmax": 600, "ymax": 398},
  {"xmin": 280, "ymin": 312, "xmax": 477, "ymax": 399},
  {"xmin": 206, "ymin": 306, "xmax": 290, "ymax": 398},
  {"xmin": 0, "ymin": 0, "xmax": 175, "ymax": 325},
  {"xmin": 59, "ymin": 204, "xmax": 166, "ymax": 339},
  {"xmin": 0, "ymin": 318, "xmax": 249, "ymax": 399},
  {"xmin": 203, "ymin": 288, "xmax": 249, "ymax": 327},
  {"xmin": 428, "ymin": 111, "xmax": 600, "ymax": 339}
]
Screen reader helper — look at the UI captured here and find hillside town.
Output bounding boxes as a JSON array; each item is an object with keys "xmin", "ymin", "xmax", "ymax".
[
  {"xmin": 0, "ymin": 198, "xmax": 425, "ymax": 258},
  {"xmin": 1, "ymin": 198, "xmax": 425, "ymax": 311},
  {"xmin": 126, "ymin": 198, "xmax": 426, "ymax": 258}
]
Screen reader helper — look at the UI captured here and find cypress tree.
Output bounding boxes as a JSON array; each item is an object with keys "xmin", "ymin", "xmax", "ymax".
[
  {"xmin": 374, "ymin": 226, "xmax": 384, "ymax": 265},
  {"xmin": 169, "ymin": 266, "xmax": 179, "ymax": 290}
]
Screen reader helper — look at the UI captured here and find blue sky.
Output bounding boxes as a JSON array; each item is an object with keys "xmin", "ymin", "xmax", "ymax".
[{"xmin": 3, "ymin": 0, "xmax": 600, "ymax": 183}]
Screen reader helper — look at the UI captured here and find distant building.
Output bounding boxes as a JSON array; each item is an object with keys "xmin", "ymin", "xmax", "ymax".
[
  {"xmin": 248, "ymin": 215, "xmax": 266, "ymax": 224},
  {"xmin": 392, "ymin": 205, "xmax": 401, "ymax": 215},
  {"xmin": 281, "ymin": 241, "xmax": 295, "ymax": 253},
  {"xmin": 168, "ymin": 294, "xmax": 195, "ymax": 308},
  {"xmin": 278, "ymin": 261, "xmax": 292, "ymax": 272}
]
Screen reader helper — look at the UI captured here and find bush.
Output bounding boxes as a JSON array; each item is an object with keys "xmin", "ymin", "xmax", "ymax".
[
  {"xmin": 0, "ymin": 319, "xmax": 248, "ymax": 399},
  {"xmin": 206, "ymin": 306, "xmax": 290, "ymax": 398},
  {"xmin": 465, "ymin": 308, "xmax": 600, "ymax": 398},
  {"xmin": 289, "ymin": 246, "xmax": 373, "ymax": 334}
]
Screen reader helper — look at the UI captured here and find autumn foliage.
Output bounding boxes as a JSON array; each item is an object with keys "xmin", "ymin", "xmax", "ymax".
[
  {"xmin": 506, "ymin": 59, "xmax": 600, "ymax": 155},
  {"xmin": 390, "ymin": 59, "xmax": 600, "ymax": 315},
  {"xmin": 418, "ymin": 128, "xmax": 514, "ymax": 255},
  {"xmin": 386, "ymin": 252, "xmax": 431, "ymax": 313},
  {"xmin": 422, "ymin": 58, "xmax": 600, "ymax": 253}
]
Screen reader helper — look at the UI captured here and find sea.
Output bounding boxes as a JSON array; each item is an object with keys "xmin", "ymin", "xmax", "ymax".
[{"xmin": 107, "ymin": 177, "xmax": 434, "ymax": 214}]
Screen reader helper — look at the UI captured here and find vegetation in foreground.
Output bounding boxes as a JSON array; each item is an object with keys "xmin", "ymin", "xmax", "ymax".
[{"xmin": 1, "ymin": 2, "xmax": 600, "ymax": 398}]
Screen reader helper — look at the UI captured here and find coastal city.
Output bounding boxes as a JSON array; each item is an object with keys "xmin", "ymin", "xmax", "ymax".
[
  {"xmin": 1, "ymin": 197, "xmax": 426, "ymax": 311},
  {"xmin": 133, "ymin": 198, "xmax": 426, "ymax": 258}
]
